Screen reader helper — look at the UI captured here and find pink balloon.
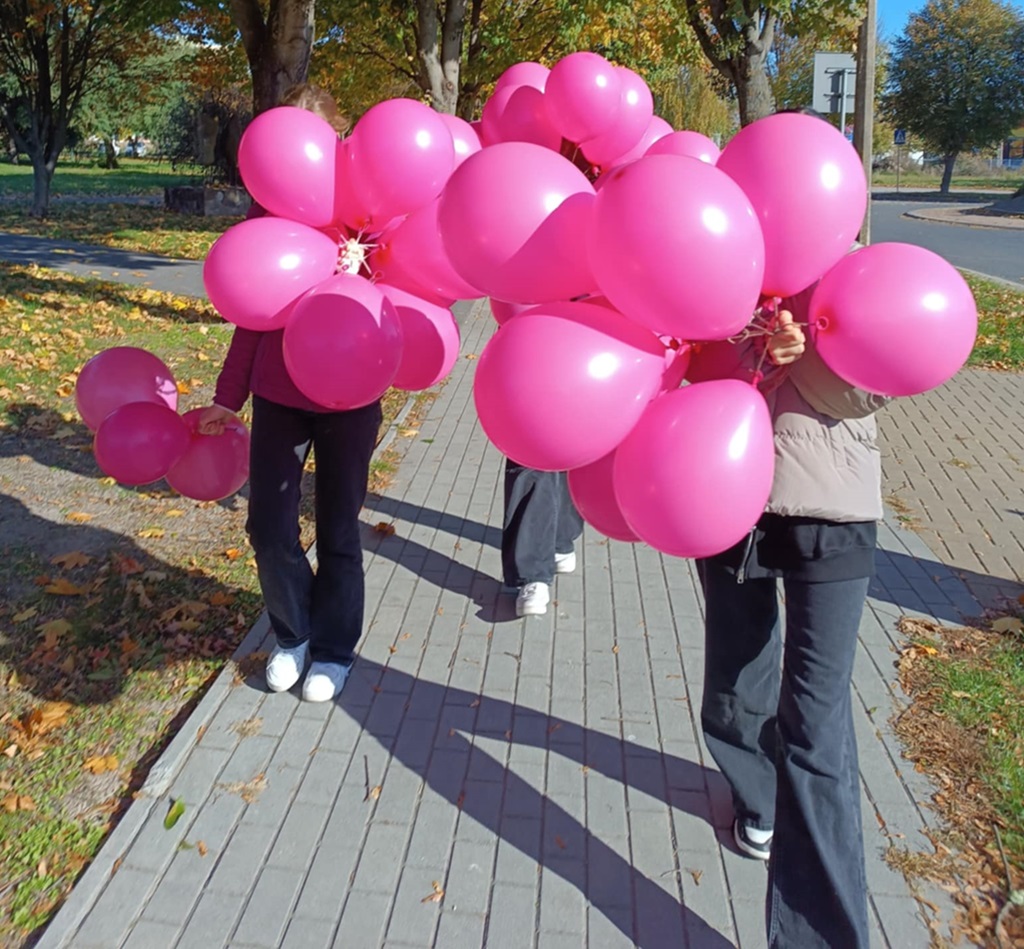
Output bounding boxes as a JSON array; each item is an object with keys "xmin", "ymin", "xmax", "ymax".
[
  {"xmin": 717, "ymin": 113, "xmax": 867, "ymax": 298},
  {"xmin": 493, "ymin": 61, "xmax": 550, "ymax": 96},
  {"xmin": 481, "ymin": 85, "xmax": 562, "ymax": 150},
  {"xmin": 93, "ymin": 401, "xmax": 191, "ymax": 486},
  {"xmin": 581, "ymin": 67, "xmax": 654, "ymax": 168},
  {"xmin": 684, "ymin": 339, "xmax": 752, "ymax": 384},
  {"xmin": 283, "ymin": 273, "xmax": 403, "ymax": 409},
  {"xmin": 473, "ymin": 301, "xmax": 665, "ymax": 471},
  {"xmin": 614, "ymin": 381, "xmax": 775, "ymax": 558},
  {"xmin": 437, "ymin": 113, "xmax": 482, "ymax": 168},
  {"xmin": 567, "ymin": 449, "xmax": 639, "ymax": 542},
  {"xmin": 379, "ymin": 285, "xmax": 461, "ymax": 391},
  {"xmin": 369, "ymin": 198, "xmax": 482, "ymax": 302},
  {"xmin": 661, "ymin": 341, "xmax": 691, "ymax": 391},
  {"xmin": 809, "ymin": 242, "xmax": 978, "ymax": 396},
  {"xmin": 333, "ymin": 140, "xmax": 372, "ymax": 233},
  {"xmin": 438, "ymin": 142, "xmax": 597, "ymax": 304},
  {"xmin": 606, "ymin": 115, "xmax": 673, "ymax": 169},
  {"xmin": 204, "ymin": 217, "xmax": 340, "ymax": 330},
  {"xmin": 347, "ymin": 98, "xmax": 456, "ymax": 230},
  {"xmin": 646, "ymin": 129, "xmax": 721, "ymax": 164},
  {"xmin": 166, "ymin": 409, "xmax": 250, "ymax": 501},
  {"xmin": 76, "ymin": 347, "xmax": 178, "ymax": 432},
  {"xmin": 545, "ymin": 52, "xmax": 622, "ymax": 144},
  {"xmin": 588, "ymin": 154, "xmax": 765, "ymax": 340},
  {"xmin": 489, "ymin": 299, "xmax": 534, "ymax": 325},
  {"xmin": 238, "ymin": 106, "xmax": 339, "ymax": 228}
]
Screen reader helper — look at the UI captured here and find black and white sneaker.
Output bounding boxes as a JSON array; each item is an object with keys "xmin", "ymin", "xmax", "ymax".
[{"xmin": 733, "ymin": 819, "xmax": 772, "ymax": 860}]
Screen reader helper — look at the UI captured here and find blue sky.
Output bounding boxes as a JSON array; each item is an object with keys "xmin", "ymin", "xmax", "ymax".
[{"xmin": 878, "ymin": 0, "xmax": 1024, "ymax": 38}]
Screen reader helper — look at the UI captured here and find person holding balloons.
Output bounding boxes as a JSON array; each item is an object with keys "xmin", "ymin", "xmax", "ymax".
[
  {"xmin": 198, "ymin": 84, "xmax": 380, "ymax": 704},
  {"xmin": 697, "ymin": 285, "xmax": 890, "ymax": 949}
]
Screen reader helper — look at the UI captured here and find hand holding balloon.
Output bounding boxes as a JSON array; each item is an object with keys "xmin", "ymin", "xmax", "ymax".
[
  {"xmin": 197, "ymin": 405, "xmax": 236, "ymax": 436},
  {"xmin": 767, "ymin": 310, "xmax": 806, "ymax": 366}
]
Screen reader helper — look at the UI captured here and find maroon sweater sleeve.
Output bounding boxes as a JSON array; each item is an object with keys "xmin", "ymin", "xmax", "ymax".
[{"xmin": 213, "ymin": 327, "xmax": 262, "ymax": 411}]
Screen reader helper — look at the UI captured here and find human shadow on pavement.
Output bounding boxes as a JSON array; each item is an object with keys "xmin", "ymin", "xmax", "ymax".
[
  {"xmin": 364, "ymin": 491, "xmax": 502, "ymax": 549},
  {"xmin": 337, "ymin": 658, "xmax": 735, "ymax": 949}
]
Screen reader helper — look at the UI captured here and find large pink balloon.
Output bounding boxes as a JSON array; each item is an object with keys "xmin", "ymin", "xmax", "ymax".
[
  {"xmin": 347, "ymin": 98, "xmax": 455, "ymax": 230},
  {"xmin": 204, "ymin": 217, "xmax": 341, "ymax": 330},
  {"xmin": 283, "ymin": 273, "xmax": 403, "ymax": 409},
  {"xmin": 646, "ymin": 129, "xmax": 721, "ymax": 164},
  {"xmin": 437, "ymin": 113, "xmax": 482, "ymax": 168},
  {"xmin": 93, "ymin": 401, "xmax": 191, "ymax": 486},
  {"xmin": 166, "ymin": 409, "xmax": 250, "ymax": 501},
  {"xmin": 588, "ymin": 154, "xmax": 765, "ymax": 340},
  {"xmin": 481, "ymin": 84, "xmax": 562, "ymax": 150},
  {"xmin": 333, "ymin": 140, "xmax": 372, "ymax": 233},
  {"xmin": 76, "ymin": 347, "xmax": 178, "ymax": 432},
  {"xmin": 438, "ymin": 142, "xmax": 597, "ymax": 304},
  {"xmin": 489, "ymin": 299, "xmax": 534, "ymax": 326},
  {"xmin": 580, "ymin": 67, "xmax": 654, "ymax": 168},
  {"xmin": 717, "ymin": 113, "xmax": 867, "ymax": 298},
  {"xmin": 567, "ymin": 449, "xmax": 639, "ymax": 542},
  {"xmin": 493, "ymin": 61, "xmax": 550, "ymax": 96},
  {"xmin": 238, "ymin": 106, "xmax": 339, "ymax": 228},
  {"xmin": 379, "ymin": 285, "xmax": 461, "ymax": 391},
  {"xmin": 809, "ymin": 242, "xmax": 978, "ymax": 396},
  {"xmin": 473, "ymin": 301, "xmax": 665, "ymax": 471},
  {"xmin": 545, "ymin": 52, "xmax": 622, "ymax": 144},
  {"xmin": 606, "ymin": 115, "xmax": 673, "ymax": 169},
  {"xmin": 614, "ymin": 381, "xmax": 775, "ymax": 558},
  {"xmin": 370, "ymin": 198, "xmax": 482, "ymax": 302}
]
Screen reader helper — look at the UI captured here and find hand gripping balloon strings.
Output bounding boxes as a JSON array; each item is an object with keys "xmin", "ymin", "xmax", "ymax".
[
  {"xmin": 338, "ymin": 234, "xmax": 376, "ymax": 276},
  {"xmin": 728, "ymin": 296, "xmax": 809, "ymax": 385}
]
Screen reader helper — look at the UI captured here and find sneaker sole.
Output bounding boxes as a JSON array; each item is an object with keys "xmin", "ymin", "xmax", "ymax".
[
  {"xmin": 516, "ymin": 604, "xmax": 549, "ymax": 617},
  {"xmin": 733, "ymin": 823, "xmax": 771, "ymax": 861}
]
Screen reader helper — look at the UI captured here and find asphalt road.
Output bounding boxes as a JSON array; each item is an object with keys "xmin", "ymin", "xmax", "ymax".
[{"xmin": 870, "ymin": 199, "xmax": 1024, "ymax": 287}]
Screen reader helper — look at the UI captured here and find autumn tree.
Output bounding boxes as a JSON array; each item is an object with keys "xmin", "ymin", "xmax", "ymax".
[
  {"xmin": 0, "ymin": 0, "xmax": 152, "ymax": 216},
  {"xmin": 883, "ymin": 0, "xmax": 1024, "ymax": 193},
  {"xmin": 680, "ymin": 0, "xmax": 863, "ymax": 126}
]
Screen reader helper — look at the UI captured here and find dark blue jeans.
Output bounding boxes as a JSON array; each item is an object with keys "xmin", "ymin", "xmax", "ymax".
[
  {"xmin": 699, "ymin": 558, "xmax": 870, "ymax": 949},
  {"xmin": 246, "ymin": 396, "xmax": 381, "ymax": 664},
  {"xmin": 501, "ymin": 460, "xmax": 584, "ymax": 587}
]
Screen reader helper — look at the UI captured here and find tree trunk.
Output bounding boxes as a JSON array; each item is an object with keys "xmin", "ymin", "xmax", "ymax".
[
  {"xmin": 940, "ymin": 154, "xmax": 956, "ymax": 194},
  {"xmin": 415, "ymin": 0, "xmax": 466, "ymax": 114},
  {"xmin": 231, "ymin": 0, "xmax": 315, "ymax": 114},
  {"xmin": 736, "ymin": 64, "xmax": 774, "ymax": 126},
  {"xmin": 102, "ymin": 135, "xmax": 119, "ymax": 169},
  {"xmin": 30, "ymin": 157, "xmax": 52, "ymax": 218}
]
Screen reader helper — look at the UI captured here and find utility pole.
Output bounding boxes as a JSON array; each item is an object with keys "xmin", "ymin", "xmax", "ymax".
[{"xmin": 853, "ymin": 0, "xmax": 877, "ymax": 244}]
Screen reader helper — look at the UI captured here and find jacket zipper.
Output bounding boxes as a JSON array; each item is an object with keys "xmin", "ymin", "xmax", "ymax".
[{"xmin": 736, "ymin": 529, "xmax": 756, "ymax": 584}]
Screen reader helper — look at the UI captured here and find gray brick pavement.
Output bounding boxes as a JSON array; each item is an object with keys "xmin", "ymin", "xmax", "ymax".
[{"xmin": 38, "ymin": 297, "xmax": 1017, "ymax": 948}]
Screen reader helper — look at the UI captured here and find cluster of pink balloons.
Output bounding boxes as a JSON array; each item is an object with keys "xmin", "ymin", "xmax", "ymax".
[
  {"xmin": 76, "ymin": 347, "xmax": 249, "ymax": 500},
  {"xmin": 203, "ymin": 98, "xmax": 469, "ymax": 409}
]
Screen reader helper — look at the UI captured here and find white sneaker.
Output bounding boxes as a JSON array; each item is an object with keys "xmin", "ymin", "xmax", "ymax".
[
  {"xmin": 554, "ymin": 550, "xmax": 577, "ymax": 574},
  {"xmin": 516, "ymin": 582, "xmax": 550, "ymax": 617},
  {"xmin": 302, "ymin": 661, "xmax": 353, "ymax": 703},
  {"xmin": 265, "ymin": 641, "xmax": 309, "ymax": 692}
]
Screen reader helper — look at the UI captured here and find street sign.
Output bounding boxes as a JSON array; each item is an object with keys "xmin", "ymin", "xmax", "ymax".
[
  {"xmin": 894, "ymin": 128, "xmax": 907, "ymax": 145},
  {"xmin": 811, "ymin": 53, "xmax": 857, "ymax": 116}
]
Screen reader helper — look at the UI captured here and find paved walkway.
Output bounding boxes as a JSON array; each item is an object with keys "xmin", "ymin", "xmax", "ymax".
[{"xmin": 5, "ymin": 229, "xmax": 1022, "ymax": 948}]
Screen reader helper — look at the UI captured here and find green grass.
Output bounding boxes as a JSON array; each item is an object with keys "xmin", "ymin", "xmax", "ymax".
[
  {"xmin": 965, "ymin": 274, "xmax": 1024, "ymax": 370},
  {"xmin": 0, "ymin": 157, "xmax": 203, "ymax": 198},
  {"xmin": 872, "ymin": 170, "xmax": 1023, "ymax": 192}
]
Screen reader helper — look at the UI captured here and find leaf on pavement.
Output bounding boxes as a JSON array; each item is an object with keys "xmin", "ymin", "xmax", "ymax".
[
  {"xmin": 66, "ymin": 512, "xmax": 93, "ymax": 523},
  {"xmin": 13, "ymin": 607, "xmax": 38, "ymax": 622},
  {"xmin": 137, "ymin": 527, "xmax": 165, "ymax": 539},
  {"xmin": 420, "ymin": 880, "xmax": 445, "ymax": 903},
  {"xmin": 163, "ymin": 798, "xmax": 186, "ymax": 830},
  {"xmin": 51, "ymin": 550, "xmax": 92, "ymax": 568},
  {"xmin": 44, "ymin": 578, "xmax": 88, "ymax": 596}
]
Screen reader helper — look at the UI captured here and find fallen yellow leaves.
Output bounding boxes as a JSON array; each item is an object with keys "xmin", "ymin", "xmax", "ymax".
[
  {"xmin": 51, "ymin": 550, "xmax": 91, "ymax": 569},
  {"xmin": 137, "ymin": 527, "xmax": 166, "ymax": 539},
  {"xmin": 84, "ymin": 755, "xmax": 119, "ymax": 775},
  {"xmin": 2, "ymin": 793, "xmax": 37, "ymax": 812},
  {"xmin": 374, "ymin": 522, "xmax": 397, "ymax": 536},
  {"xmin": 65, "ymin": 512, "xmax": 93, "ymax": 523},
  {"xmin": 13, "ymin": 607, "xmax": 38, "ymax": 623},
  {"xmin": 420, "ymin": 881, "xmax": 445, "ymax": 903},
  {"xmin": 43, "ymin": 578, "xmax": 88, "ymax": 596}
]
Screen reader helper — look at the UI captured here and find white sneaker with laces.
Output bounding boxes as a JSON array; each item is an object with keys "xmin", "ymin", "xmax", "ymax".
[
  {"xmin": 554, "ymin": 550, "xmax": 577, "ymax": 574},
  {"xmin": 302, "ymin": 660, "xmax": 353, "ymax": 703},
  {"xmin": 516, "ymin": 581, "xmax": 550, "ymax": 617},
  {"xmin": 265, "ymin": 641, "xmax": 309, "ymax": 693}
]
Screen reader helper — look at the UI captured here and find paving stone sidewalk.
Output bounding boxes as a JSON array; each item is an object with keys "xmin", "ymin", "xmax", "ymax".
[{"xmin": 33, "ymin": 293, "xmax": 1016, "ymax": 949}]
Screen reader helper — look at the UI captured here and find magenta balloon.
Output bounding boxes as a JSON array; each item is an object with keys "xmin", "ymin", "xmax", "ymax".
[
  {"xmin": 283, "ymin": 273, "xmax": 403, "ymax": 409},
  {"xmin": 717, "ymin": 113, "xmax": 867, "ymax": 298},
  {"xmin": 684, "ymin": 339, "xmax": 752, "ymax": 384},
  {"xmin": 93, "ymin": 401, "xmax": 191, "ymax": 486},
  {"xmin": 646, "ymin": 129, "xmax": 721, "ymax": 164},
  {"xmin": 204, "ymin": 217, "xmax": 340, "ymax": 330},
  {"xmin": 348, "ymin": 98, "xmax": 455, "ymax": 229},
  {"xmin": 661, "ymin": 342, "xmax": 691, "ymax": 391},
  {"xmin": 333, "ymin": 140, "xmax": 372, "ymax": 233},
  {"xmin": 606, "ymin": 115, "xmax": 673, "ymax": 170},
  {"xmin": 76, "ymin": 347, "xmax": 178, "ymax": 432},
  {"xmin": 567, "ymin": 449, "xmax": 639, "ymax": 542},
  {"xmin": 237, "ymin": 106, "xmax": 339, "ymax": 228},
  {"xmin": 545, "ymin": 51, "xmax": 622, "ymax": 144},
  {"xmin": 473, "ymin": 301, "xmax": 664, "ymax": 471},
  {"xmin": 379, "ymin": 285, "xmax": 461, "ymax": 391},
  {"xmin": 588, "ymin": 154, "xmax": 765, "ymax": 340},
  {"xmin": 437, "ymin": 112, "xmax": 482, "ymax": 168},
  {"xmin": 489, "ymin": 298, "xmax": 534, "ymax": 325},
  {"xmin": 580, "ymin": 67, "xmax": 654, "ymax": 168},
  {"xmin": 613, "ymin": 381, "xmax": 775, "ymax": 558},
  {"xmin": 371, "ymin": 198, "xmax": 482, "ymax": 302},
  {"xmin": 481, "ymin": 85, "xmax": 562, "ymax": 150},
  {"xmin": 493, "ymin": 61, "xmax": 550, "ymax": 96},
  {"xmin": 166, "ymin": 409, "xmax": 250, "ymax": 501},
  {"xmin": 809, "ymin": 242, "xmax": 978, "ymax": 397},
  {"xmin": 438, "ymin": 142, "xmax": 598, "ymax": 304}
]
